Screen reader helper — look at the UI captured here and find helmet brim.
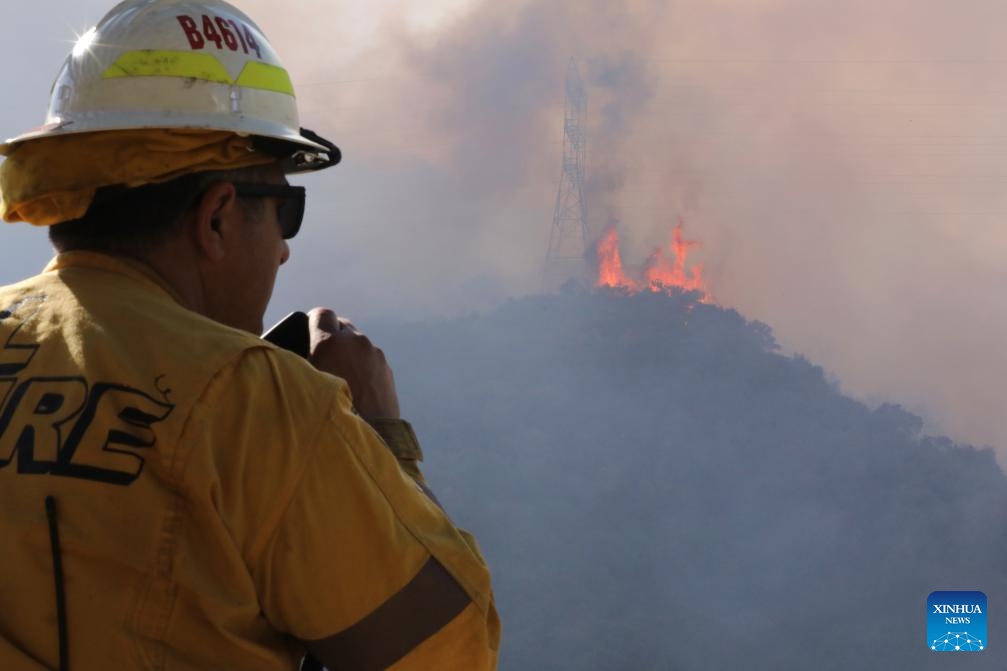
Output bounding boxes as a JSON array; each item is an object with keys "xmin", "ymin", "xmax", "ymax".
[
  {"xmin": 1, "ymin": 123, "xmax": 340, "ymax": 174},
  {"xmin": 253, "ymin": 127, "xmax": 341, "ymax": 173}
]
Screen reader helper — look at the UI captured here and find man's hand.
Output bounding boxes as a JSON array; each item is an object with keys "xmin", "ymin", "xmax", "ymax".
[{"xmin": 307, "ymin": 307, "xmax": 401, "ymax": 420}]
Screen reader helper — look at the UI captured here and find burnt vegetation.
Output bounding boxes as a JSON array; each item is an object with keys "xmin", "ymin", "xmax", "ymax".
[{"xmin": 372, "ymin": 287, "xmax": 1007, "ymax": 670}]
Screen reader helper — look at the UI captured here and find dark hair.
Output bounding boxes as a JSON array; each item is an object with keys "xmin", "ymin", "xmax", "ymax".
[{"xmin": 48, "ymin": 164, "xmax": 277, "ymax": 256}]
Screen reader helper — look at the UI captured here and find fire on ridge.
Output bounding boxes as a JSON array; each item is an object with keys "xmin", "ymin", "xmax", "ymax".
[{"xmin": 596, "ymin": 221, "xmax": 712, "ymax": 303}]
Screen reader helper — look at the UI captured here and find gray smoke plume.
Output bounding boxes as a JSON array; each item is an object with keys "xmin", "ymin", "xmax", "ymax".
[{"xmin": 247, "ymin": 0, "xmax": 1007, "ymax": 457}]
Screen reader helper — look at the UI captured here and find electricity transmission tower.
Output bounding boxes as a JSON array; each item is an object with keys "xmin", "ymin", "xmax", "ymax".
[{"xmin": 544, "ymin": 58, "xmax": 589, "ymax": 288}]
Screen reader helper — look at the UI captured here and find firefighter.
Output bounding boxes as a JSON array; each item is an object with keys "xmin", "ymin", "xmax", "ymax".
[{"xmin": 0, "ymin": 1, "xmax": 499, "ymax": 669}]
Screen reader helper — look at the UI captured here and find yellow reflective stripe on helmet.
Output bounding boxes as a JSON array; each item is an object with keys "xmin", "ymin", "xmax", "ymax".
[
  {"xmin": 235, "ymin": 62, "xmax": 295, "ymax": 96},
  {"xmin": 103, "ymin": 51, "xmax": 232, "ymax": 84},
  {"xmin": 102, "ymin": 51, "xmax": 294, "ymax": 96}
]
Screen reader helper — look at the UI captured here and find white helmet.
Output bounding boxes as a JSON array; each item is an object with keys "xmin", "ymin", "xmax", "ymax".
[{"xmin": 0, "ymin": 0, "xmax": 339, "ymax": 172}]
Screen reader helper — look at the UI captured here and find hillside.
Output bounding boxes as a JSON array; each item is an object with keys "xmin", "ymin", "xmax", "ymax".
[{"xmin": 371, "ymin": 287, "xmax": 1007, "ymax": 670}]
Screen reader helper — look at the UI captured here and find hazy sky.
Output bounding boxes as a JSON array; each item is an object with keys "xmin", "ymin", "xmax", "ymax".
[{"xmin": 3, "ymin": 0, "xmax": 1007, "ymax": 458}]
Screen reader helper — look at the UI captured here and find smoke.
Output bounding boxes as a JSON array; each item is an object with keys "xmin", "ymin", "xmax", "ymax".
[
  {"xmin": 251, "ymin": 0, "xmax": 670, "ymax": 320},
  {"xmin": 243, "ymin": 0, "xmax": 1007, "ymax": 458}
]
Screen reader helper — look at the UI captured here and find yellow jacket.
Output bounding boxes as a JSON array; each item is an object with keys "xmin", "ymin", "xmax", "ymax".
[{"xmin": 0, "ymin": 252, "xmax": 499, "ymax": 670}]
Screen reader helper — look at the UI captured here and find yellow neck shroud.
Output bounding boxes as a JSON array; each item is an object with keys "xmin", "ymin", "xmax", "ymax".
[{"xmin": 0, "ymin": 129, "xmax": 276, "ymax": 226}]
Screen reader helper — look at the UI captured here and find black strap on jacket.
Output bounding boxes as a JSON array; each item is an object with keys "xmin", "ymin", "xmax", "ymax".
[{"xmin": 45, "ymin": 496, "xmax": 69, "ymax": 671}]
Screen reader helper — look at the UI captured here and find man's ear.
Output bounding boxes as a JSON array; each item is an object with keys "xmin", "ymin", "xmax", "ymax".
[{"xmin": 190, "ymin": 181, "xmax": 241, "ymax": 262}]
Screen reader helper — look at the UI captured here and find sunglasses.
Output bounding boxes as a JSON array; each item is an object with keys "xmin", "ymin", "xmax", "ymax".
[{"xmin": 232, "ymin": 183, "xmax": 306, "ymax": 240}]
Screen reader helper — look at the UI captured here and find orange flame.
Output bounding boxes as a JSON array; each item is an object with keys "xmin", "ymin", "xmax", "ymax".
[
  {"xmin": 596, "ymin": 225, "xmax": 636, "ymax": 290},
  {"xmin": 644, "ymin": 223, "xmax": 707, "ymax": 294},
  {"xmin": 596, "ymin": 221, "xmax": 712, "ymax": 302}
]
